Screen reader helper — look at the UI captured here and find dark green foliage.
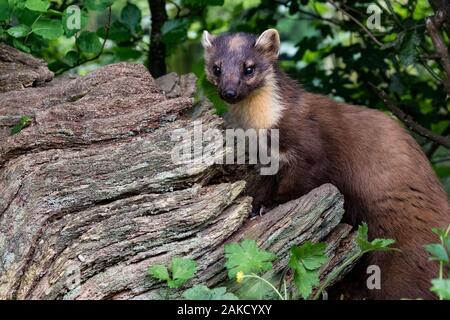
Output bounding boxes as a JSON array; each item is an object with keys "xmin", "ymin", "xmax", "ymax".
[
  {"xmin": 288, "ymin": 241, "xmax": 328, "ymax": 299},
  {"xmin": 148, "ymin": 257, "xmax": 197, "ymax": 289},
  {"xmin": 427, "ymin": 226, "xmax": 450, "ymax": 299},
  {"xmin": 183, "ymin": 285, "xmax": 238, "ymax": 300},
  {"xmin": 224, "ymin": 239, "xmax": 276, "ymax": 279}
]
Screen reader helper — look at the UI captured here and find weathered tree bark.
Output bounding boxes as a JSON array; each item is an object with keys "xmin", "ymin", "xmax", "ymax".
[
  {"xmin": 0, "ymin": 45, "xmax": 358, "ymax": 300},
  {"xmin": 0, "ymin": 44, "xmax": 53, "ymax": 93},
  {"xmin": 428, "ymin": 0, "xmax": 450, "ymax": 35}
]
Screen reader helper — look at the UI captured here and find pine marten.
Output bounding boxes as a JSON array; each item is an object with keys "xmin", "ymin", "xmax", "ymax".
[{"xmin": 202, "ymin": 28, "xmax": 450, "ymax": 299}]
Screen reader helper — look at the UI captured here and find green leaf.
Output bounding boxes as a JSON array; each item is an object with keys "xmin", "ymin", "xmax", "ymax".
[
  {"xmin": 9, "ymin": 0, "xmax": 26, "ymax": 9},
  {"xmin": 12, "ymin": 38, "xmax": 30, "ymax": 53},
  {"xmin": 292, "ymin": 263, "xmax": 320, "ymax": 299},
  {"xmin": 357, "ymin": 222, "xmax": 369, "ymax": 240},
  {"xmin": 425, "ymin": 243, "xmax": 449, "ymax": 263},
  {"xmin": 356, "ymin": 223, "xmax": 398, "ymax": 253},
  {"xmin": 161, "ymin": 18, "xmax": 189, "ymax": 44},
  {"xmin": 184, "ymin": 0, "xmax": 224, "ymax": 6},
  {"xmin": 62, "ymin": 50, "xmax": 78, "ymax": 66},
  {"xmin": 76, "ymin": 31, "xmax": 102, "ymax": 53},
  {"xmin": 289, "ymin": 241, "xmax": 328, "ymax": 270},
  {"xmin": 399, "ymin": 30, "xmax": 420, "ymax": 66},
  {"xmin": 114, "ymin": 47, "xmax": 141, "ymax": 60},
  {"xmin": 97, "ymin": 21, "xmax": 130, "ymax": 44},
  {"xmin": 62, "ymin": 6, "xmax": 88, "ymax": 37},
  {"xmin": 11, "ymin": 116, "xmax": 31, "ymax": 135},
  {"xmin": 224, "ymin": 239, "xmax": 275, "ymax": 279},
  {"xmin": 85, "ymin": 0, "xmax": 112, "ymax": 11},
  {"xmin": 32, "ymin": 18, "xmax": 63, "ymax": 40},
  {"xmin": 288, "ymin": 242, "xmax": 327, "ymax": 299},
  {"xmin": 120, "ymin": 2, "xmax": 141, "ymax": 34},
  {"xmin": 183, "ymin": 285, "xmax": 238, "ymax": 300},
  {"xmin": 7, "ymin": 24, "xmax": 30, "ymax": 38},
  {"xmin": 24, "ymin": 0, "xmax": 49, "ymax": 12},
  {"xmin": 431, "ymin": 227, "xmax": 446, "ymax": 238},
  {"xmin": 430, "ymin": 279, "xmax": 450, "ymax": 300},
  {"xmin": 0, "ymin": 0, "xmax": 11, "ymax": 21},
  {"xmin": 168, "ymin": 257, "xmax": 197, "ymax": 289},
  {"xmin": 200, "ymin": 75, "xmax": 227, "ymax": 114},
  {"xmin": 15, "ymin": 7, "xmax": 40, "ymax": 25},
  {"xmin": 148, "ymin": 265, "xmax": 170, "ymax": 281}
]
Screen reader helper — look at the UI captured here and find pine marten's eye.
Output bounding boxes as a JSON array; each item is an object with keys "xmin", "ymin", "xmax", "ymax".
[
  {"xmin": 244, "ymin": 66, "xmax": 255, "ymax": 76},
  {"xmin": 213, "ymin": 66, "xmax": 221, "ymax": 76}
]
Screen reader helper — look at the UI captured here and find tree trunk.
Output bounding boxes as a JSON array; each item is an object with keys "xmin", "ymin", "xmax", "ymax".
[
  {"xmin": 0, "ymin": 45, "xmax": 359, "ymax": 300},
  {"xmin": 149, "ymin": 0, "xmax": 168, "ymax": 78}
]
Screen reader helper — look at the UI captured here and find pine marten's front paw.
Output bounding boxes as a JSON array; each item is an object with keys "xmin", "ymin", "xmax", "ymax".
[{"xmin": 250, "ymin": 205, "xmax": 270, "ymax": 218}]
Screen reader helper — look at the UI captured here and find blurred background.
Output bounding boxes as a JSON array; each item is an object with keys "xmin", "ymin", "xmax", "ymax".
[{"xmin": 1, "ymin": 0, "xmax": 450, "ymax": 194}]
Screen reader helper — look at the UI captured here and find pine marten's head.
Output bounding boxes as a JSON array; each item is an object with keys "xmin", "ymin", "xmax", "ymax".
[{"xmin": 202, "ymin": 29, "xmax": 280, "ymax": 104}]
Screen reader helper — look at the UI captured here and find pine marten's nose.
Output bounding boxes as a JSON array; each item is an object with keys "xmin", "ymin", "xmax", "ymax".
[{"xmin": 224, "ymin": 89, "xmax": 237, "ymax": 99}]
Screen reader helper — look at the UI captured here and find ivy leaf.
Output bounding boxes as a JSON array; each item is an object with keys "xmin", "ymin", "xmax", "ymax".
[
  {"xmin": 76, "ymin": 31, "xmax": 102, "ymax": 54},
  {"xmin": 148, "ymin": 265, "xmax": 170, "ymax": 281},
  {"xmin": 356, "ymin": 223, "xmax": 398, "ymax": 253},
  {"xmin": 161, "ymin": 18, "xmax": 189, "ymax": 44},
  {"xmin": 167, "ymin": 257, "xmax": 197, "ymax": 289},
  {"xmin": 32, "ymin": 18, "xmax": 63, "ymax": 40},
  {"xmin": 292, "ymin": 263, "xmax": 320, "ymax": 299},
  {"xmin": 85, "ymin": 0, "xmax": 112, "ymax": 11},
  {"xmin": 183, "ymin": 285, "xmax": 238, "ymax": 300},
  {"xmin": 11, "ymin": 116, "xmax": 31, "ymax": 135},
  {"xmin": 24, "ymin": 0, "xmax": 49, "ymax": 12},
  {"xmin": 62, "ymin": 6, "xmax": 88, "ymax": 37},
  {"xmin": 425, "ymin": 243, "xmax": 449, "ymax": 263},
  {"xmin": 7, "ymin": 24, "xmax": 30, "ymax": 38},
  {"xmin": 224, "ymin": 239, "xmax": 275, "ymax": 279},
  {"xmin": 121, "ymin": 2, "xmax": 141, "ymax": 34},
  {"xmin": 289, "ymin": 241, "xmax": 328, "ymax": 270},
  {"xmin": 430, "ymin": 279, "xmax": 450, "ymax": 300},
  {"xmin": 399, "ymin": 30, "xmax": 420, "ymax": 66}
]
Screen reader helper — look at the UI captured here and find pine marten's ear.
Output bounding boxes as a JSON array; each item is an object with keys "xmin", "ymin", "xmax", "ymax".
[
  {"xmin": 202, "ymin": 30, "xmax": 216, "ymax": 49},
  {"xmin": 255, "ymin": 29, "xmax": 280, "ymax": 59}
]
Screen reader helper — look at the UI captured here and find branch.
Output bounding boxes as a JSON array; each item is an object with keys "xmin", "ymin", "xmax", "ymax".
[
  {"xmin": 370, "ymin": 84, "xmax": 450, "ymax": 149},
  {"xmin": 327, "ymin": 0, "xmax": 384, "ymax": 47},
  {"xmin": 426, "ymin": 11, "xmax": 450, "ymax": 95},
  {"xmin": 426, "ymin": 125, "xmax": 450, "ymax": 158},
  {"xmin": 432, "ymin": 156, "xmax": 450, "ymax": 164},
  {"xmin": 167, "ymin": 0, "xmax": 182, "ymax": 18}
]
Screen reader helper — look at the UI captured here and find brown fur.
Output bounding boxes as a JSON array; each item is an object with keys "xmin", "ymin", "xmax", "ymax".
[
  {"xmin": 273, "ymin": 77, "xmax": 450, "ymax": 299},
  {"xmin": 203, "ymin": 30, "xmax": 450, "ymax": 299}
]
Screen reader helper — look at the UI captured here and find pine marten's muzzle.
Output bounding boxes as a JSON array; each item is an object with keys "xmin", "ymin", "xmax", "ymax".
[{"xmin": 219, "ymin": 81, "xmax": 243, "ymax": 104}]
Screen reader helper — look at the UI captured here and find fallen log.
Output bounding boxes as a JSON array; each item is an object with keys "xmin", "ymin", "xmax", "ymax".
[{"xmin": 0, "ymin": 45, "xmax": 358, "ymax": 300}]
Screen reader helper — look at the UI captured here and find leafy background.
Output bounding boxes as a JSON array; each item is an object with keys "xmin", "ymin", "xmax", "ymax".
[{"xmin": 1, "ymin": 0, "xmax": 449, "ymax": 194}]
